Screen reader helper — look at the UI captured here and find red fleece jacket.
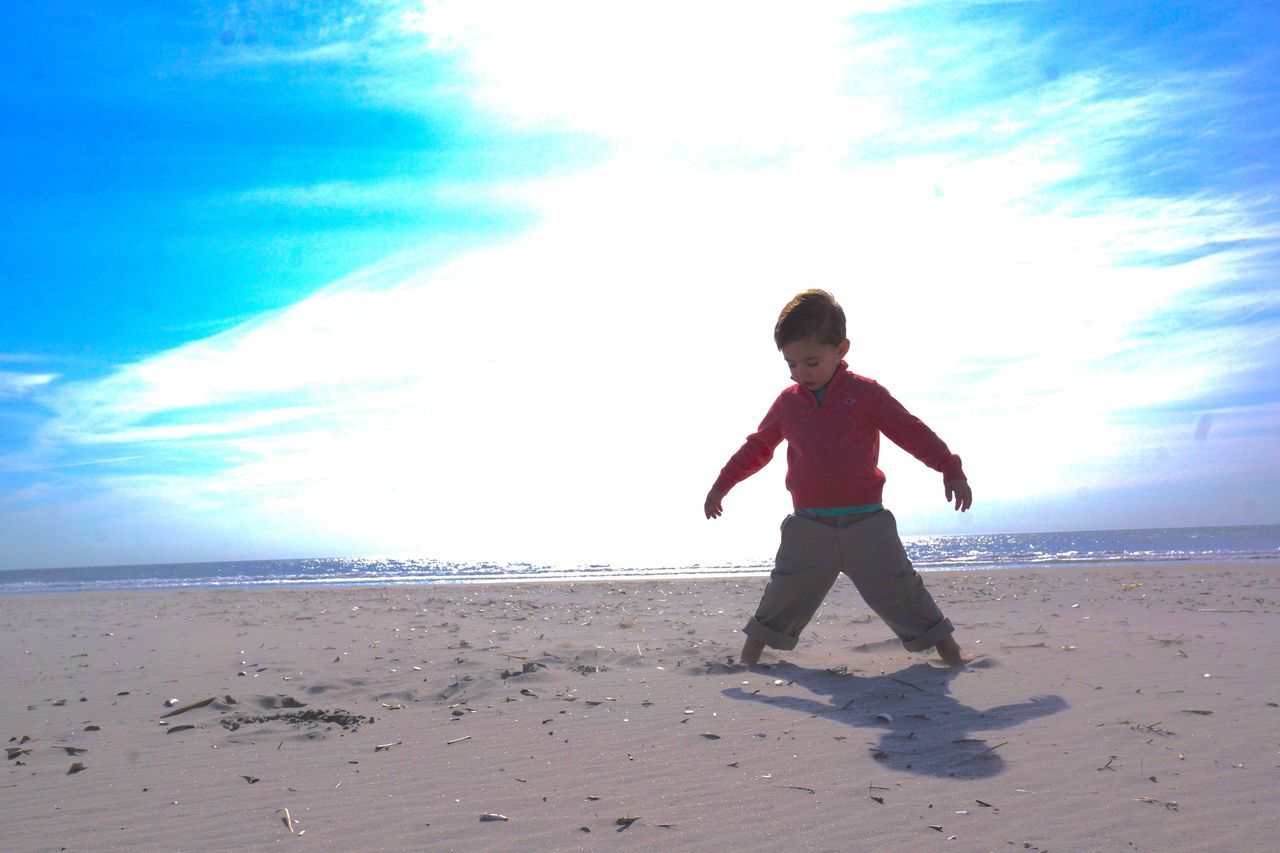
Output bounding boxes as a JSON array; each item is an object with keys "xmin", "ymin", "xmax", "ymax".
[{"xmin": 713, "ymin": 363, "xmax": 965, "ymax": 509}]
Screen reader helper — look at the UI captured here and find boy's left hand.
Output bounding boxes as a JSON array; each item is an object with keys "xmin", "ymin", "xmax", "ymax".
[
  {"xmin": 945, "ymin": 478, "xmax": 972, "ymax": 512},
  {"xmin": 704, "ymin": 487, "xmax": 726, "ymax": 519}
]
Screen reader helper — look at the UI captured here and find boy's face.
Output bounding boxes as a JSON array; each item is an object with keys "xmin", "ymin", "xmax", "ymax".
[{"xmin": 781, "ymin": 337, "xmax": 850, "ymax": 392}]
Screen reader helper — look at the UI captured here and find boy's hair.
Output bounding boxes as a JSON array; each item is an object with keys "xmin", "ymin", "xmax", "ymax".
[{"xmin": 774, "ymin": 289, "xmax": 846, "ymax": 349}]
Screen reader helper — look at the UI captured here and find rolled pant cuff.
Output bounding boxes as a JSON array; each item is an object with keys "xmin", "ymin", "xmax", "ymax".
[
  {"xmin": 902, "ymin": 617, "xmax": 954, "ymax": 653},
  {"xmin": 744, "ymin": 617, "xmax": 798, "ymax": 651}
]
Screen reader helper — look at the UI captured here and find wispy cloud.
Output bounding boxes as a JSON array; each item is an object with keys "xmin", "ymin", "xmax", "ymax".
[
  {"xmin": 202, "ymin": 0, "xmax": 419, "ymax": 66},
  {"xmin": 226, "ymin": 177, "xmax": 508, "ymax": 213},
  {"xmin": 0, "ymin": 371, "xmax": 57, "ymax": 400},
  {"xmin": 212, "ymin": 41, "xmax": 361, "ymax": 67}
]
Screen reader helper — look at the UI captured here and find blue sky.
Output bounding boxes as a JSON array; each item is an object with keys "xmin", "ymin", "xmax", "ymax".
[{"xmin": 2, "ymin": 1, "xmax": 1278, "ymax": 571}]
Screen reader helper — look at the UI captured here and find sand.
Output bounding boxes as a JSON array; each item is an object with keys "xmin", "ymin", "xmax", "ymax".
[{"xmin": 2, "ymin": 562, "xmax": 1278, "ymax": 851}]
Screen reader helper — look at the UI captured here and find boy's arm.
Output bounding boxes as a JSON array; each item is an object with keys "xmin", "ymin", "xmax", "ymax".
[
  {"xmin": 874, "ymin": 385, "xmax": 972, "ymax": 512},
  {"xmin": 705, "ymin": 400, "xmax": 784, "ymax": 519}
]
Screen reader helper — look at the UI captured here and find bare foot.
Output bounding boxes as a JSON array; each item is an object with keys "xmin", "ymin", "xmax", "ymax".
[
  {"xmin": 740, "ymin": 636, "xmax": 765, "ymax": 665},
  {"xmin": 936, "ymin": 635, "xmax": 983, "ymax": 668}
]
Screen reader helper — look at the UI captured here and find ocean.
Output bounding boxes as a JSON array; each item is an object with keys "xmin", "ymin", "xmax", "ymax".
[{"xmin": 1, "ymin": 524, "xmax": 1277, "ymax": 595}]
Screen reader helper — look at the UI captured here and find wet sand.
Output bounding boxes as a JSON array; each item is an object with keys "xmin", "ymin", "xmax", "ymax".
[{"xmin": 3, "ymin": 562, "xmax": 1278, "ymax": 850}]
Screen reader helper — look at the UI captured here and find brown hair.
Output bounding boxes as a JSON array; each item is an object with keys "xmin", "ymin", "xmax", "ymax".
[{"xmin": 774, "ymin": 289, "xmax": 846, "ymax": 348}]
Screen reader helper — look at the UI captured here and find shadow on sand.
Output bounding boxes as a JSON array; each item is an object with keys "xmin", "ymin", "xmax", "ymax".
[{"xmin": 721, "ymin": 661, "xmax": 1066, "ymax": 779}]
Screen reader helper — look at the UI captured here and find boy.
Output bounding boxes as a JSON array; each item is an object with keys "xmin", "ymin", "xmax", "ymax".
[{"xmin": 704, "ymin": 289, "xmax": 978, "ymax": 667}]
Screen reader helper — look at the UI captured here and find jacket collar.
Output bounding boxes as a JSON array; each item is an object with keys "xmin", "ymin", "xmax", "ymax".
[
  {"xmin": 796, "ymin": 360, "xmax": 850, "ymax": 404},
  {"xmin": 823, "ymin": 360, "xmax": 851, "ymax": 394}
]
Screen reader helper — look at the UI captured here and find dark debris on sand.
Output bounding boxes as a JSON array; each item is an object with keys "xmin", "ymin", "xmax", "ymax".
[
  {"xmin": 501, "ymin": 661, "xmax": 547, "ymax": 679},
  {"xmin": 219, "ymin": 708, "xmax": 375, "ymax": 732}
]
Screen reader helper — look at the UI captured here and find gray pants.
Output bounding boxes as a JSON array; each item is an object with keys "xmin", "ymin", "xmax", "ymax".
[{"xmin": 744, "ymin": 509, "xmax": 954, "ymax": 652}]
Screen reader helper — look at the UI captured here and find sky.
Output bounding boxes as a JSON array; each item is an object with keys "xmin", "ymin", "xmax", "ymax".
[{"xmin": 2, "ymin": 1, "xmax": 1278, "ymax": 572}]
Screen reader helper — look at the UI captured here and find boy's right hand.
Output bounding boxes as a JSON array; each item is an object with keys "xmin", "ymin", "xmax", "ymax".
[
  {"xmin": 704, "ymin": 488, "xmax": 726, "ymax": 519},
  {"xmin": 945, "ymin": 478, "xmax": 973, "ymax": 512}
]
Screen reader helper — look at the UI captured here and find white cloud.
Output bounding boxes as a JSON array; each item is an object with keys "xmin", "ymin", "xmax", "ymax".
[
  {"xmin": 39, "ymin": 156, "xmax": 1274, "ymax": 564},
  {"xmin": 0, "ymin": 371, "xmax": 57, "ymax": 400},
  {"xmin": 231, "ymin": 178, "xmax": 471, "ymax": 211},
  {"xmin": 212, "ymin": 41, "xmax": 360, "ymax": 67},
  {"xmin": 403, "ymin": 1, "xmax": 913, "ymax": 157},
  {"xmin": 15, "ymin": 1, "xmax": 1280, "ymax": 569}
]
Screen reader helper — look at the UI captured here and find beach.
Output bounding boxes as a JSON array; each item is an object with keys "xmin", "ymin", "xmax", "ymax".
[{"xmin": 3, "ymin": 563, "xmax": 1278, "ymax": 851}]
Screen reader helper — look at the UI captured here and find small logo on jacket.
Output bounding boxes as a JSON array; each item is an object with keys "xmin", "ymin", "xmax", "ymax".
[{"xmin": 844, "ymin": 399, "xmax": 856, "ymax": 406}]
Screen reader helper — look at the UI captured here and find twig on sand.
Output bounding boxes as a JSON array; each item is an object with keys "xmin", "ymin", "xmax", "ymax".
[
  {"xmin": 161, "ymin": 697, "xmax": 216, "ymax": 718},
  {"xmin": 892, "ymin": 677, "xmax": 923, "ymax": 692},
  {"xmin": 957, "ymin": 741, "xmax": 1007, "ymax": 764},
  {"xmin": 871, "ymin": 747, "xmax": 921, "ymax": 758},
  {"xmin": 1098, "ymin": 755, "xmax": 1119, "ymax": 771},
  {"xmin": 446, "ymin": 735, "xmax": 472, "ymax": 745},
  {"xmin": 1147, "ymin": 634, "xmax": 1184, "ymax": 645},
  {"xmin": 1136, "ymin": 796, "xmax": 1178, "ymax": 811}
]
